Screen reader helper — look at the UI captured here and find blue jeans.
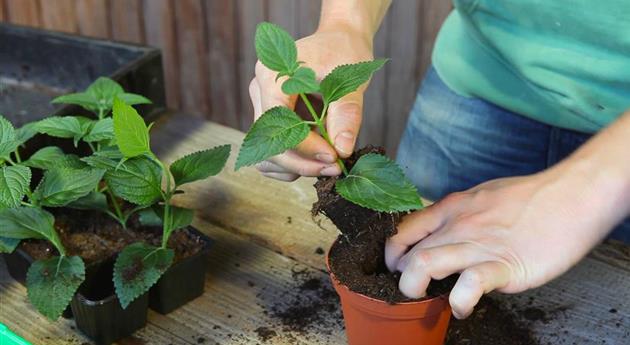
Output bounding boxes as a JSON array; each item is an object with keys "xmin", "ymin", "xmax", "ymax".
[{"xmin": 397, "ymin": 67, "xmax": 630, "ymax": 242}]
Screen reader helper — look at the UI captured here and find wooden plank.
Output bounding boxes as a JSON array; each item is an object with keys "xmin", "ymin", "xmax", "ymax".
[
  {"xmin": 0, "ymin": 0, "xmax": 6, "ymax": 22},
  {"xmin": 5, "ymin": 0, "xmax": 41, "ymax": 27},
  {"xmin": 173, "ymin": 0, "xmax": 211, "ymax": 116},
  {"xmin": 40, "ymin": 0, "xmax": 77, "ymax": 33},
  {"xmin": 383, "ymin": 0, "xmax": 421, "ymax": 156},
  {"xmin": 110, "ymin": 0, "xmax": 145, "ymax": 43},
  {"xmin": 143, "ymin": 0, "xmax": 181, "ymax": 110},
  {"xmin": 235, "ymin": 0, "xmax": 266, "ymax": 130},
  {"xmin": 205, "ymin": 0, "xmax": 240, "ymax": 127},
  {"xmin": 415, "ymin": 0, "xmax": 451, "ymax": 80},
  {"xmin": 358, "ymin": 7, "xmax": 391, "ymax": 148},
  {"xmin": 75, "ymin": 0, "xmax": 110, "ymax": 39}
]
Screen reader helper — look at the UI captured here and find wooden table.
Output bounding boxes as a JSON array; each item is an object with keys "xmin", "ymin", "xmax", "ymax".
[{"xmin": 1, "ymin": 113, "xmax": 629, "ymax": 344}]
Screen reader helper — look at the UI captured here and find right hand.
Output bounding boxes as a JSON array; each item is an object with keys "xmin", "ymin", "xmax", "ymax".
[{"xmin": 250, "ymin": 27, "xmax": 374, "ymax": 182}]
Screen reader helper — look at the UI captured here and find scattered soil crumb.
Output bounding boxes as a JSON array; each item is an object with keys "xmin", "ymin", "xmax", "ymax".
[
  {"xmin": 314, "ymin": 247, "xmax": 325, "ymax": 255},
  {"xmin": 196, "ymin": 337, "xmax": 206, "ymax": 344},
  {"xmin": 247, "ymin": 280, "xmax": 255, "ymax": 287},
  {"xmin": 286, "ymin": 216, "xmax": 292, "ymax": 224},
  {"xmin": 254, "ymin": 327, "xmax": 278, "ymax": 342}
]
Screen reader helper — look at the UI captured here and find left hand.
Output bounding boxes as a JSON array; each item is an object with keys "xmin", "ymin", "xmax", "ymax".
[{"xmin": 385, "ymin": 160, "xmax": 628, "ymax": 319}]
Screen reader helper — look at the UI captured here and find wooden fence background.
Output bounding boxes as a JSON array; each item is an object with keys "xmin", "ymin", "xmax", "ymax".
[{"xmin": 0, "ymin": 0, "xmax": 451, "ymax": 154}]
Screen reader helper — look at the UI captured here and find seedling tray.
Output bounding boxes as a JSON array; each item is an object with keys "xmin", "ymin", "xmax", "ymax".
[
  {"xmin": 0, "ymin": 324, "xmax": 31, "ymax": 345},
  {"xmin": 0, "ymin": 23, "xmax": 166, "ymax": 126}
]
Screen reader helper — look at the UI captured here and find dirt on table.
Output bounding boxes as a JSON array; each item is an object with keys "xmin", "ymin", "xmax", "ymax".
[
  {"xmin": 312, "ymin": 146, "xmax": 455, "ymax": 303},
  {"xmin": 19, "ymin": 207, "xmax": 204, "ymax": 265}
]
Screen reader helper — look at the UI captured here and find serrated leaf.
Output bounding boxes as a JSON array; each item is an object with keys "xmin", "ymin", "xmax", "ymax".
[
  {"xmin": 34, "ymin": 167, "xmax": 105, "ymax": 207},
  {"xmin": 170, "ymin": 145, "xmax": 230, "ymax": 186},
  {"xmin": 0, "ymin": 207, "xmax": 59, "ymax": 246},
  {"xmin": 335, "ymin": 153, "xmax": 422, "ymax": 212},
  {"xmin": 235, "ymin": 106, "xmax": 308, "ymax": 169},
  {"xmin": 15, "ymin": 122, "xmax": 38, "ymax": 146},
  {"xmin": 0, "ymin": 140, "xmax": 19, "ymax": 161},
  {"xmin": 117, "ymin": 93, "xmax": 152, "ymax": 106},
  {"xmin": 83, "ymin": 118, "xmax": 114, "ymax": 142},
  {"xmin": 84, "ymin": 155, "xmax": 162, "ymax": 206},
  {"xmin": 114, "ymin": 243, "xmax": 173, "ymax": 308},
  {"xmin": 27, "ymin": 256, "xmax": 85, "ymax": 320},
  {"xmin": 0, "ymin": 165, "xmax": 31, "ymax": 208},
  {"xmin": 113, "ymin": 98, "xmax": 151, "ymax": 158},
  {"xmin": 22, "ymin": 146, "xmax": 65, "ymax": 169},
  {"xmin": 0, "ymin": 236, "xmax": 20, "ymax": 253},
  {"xmin": 320, "ymin": 59, "xmax": 387, "ymax": 104},
  {"xmin": 138, "ymin": 207, "xmax": 163, "ymax": 227},
  {"xmin": 153, "ymin": 205, "xmax": 193, "ymax": 235},
  {"xmin": 0, "ymin": 114, "xmax": 16, "ymax": 144},
  {"xmin": 35, "ymin": 116, "xmax": 83, "ymax": 141},
  {"xmin": 52, "ymin": 92, "xmax": 99, "ymax": 113},
  {"xmin": 66, "ymin": 191, "xmax": 108, "ymax": 211},
  {"xmin": 255, "ymin": 22, "xmax": 299, "ymax": 74},
  {"xmin": 281, "ymin": 66, "xmax": 319, "ymax": 94}
]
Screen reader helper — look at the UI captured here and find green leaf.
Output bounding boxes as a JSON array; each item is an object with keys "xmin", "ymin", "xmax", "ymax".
[
  {"xmin": 235, "ymin": 106, "xmax": 308, "ymax": 169},
  {"xmin": 153, "ymin": 205, "xmax": 193, "ymax": 234},
  {"xmin": 0, "ymin": 115, "xmax": 16, "ymax": 144},
  {"xmin": 281, "ymin": 66, "xmax": 319, "ymax": 94},
  {"xmin": 0, "ymin": 236, "xmax": 20, "ymax": 253},
  {"xmin": 27, "ymin": 256, "xmax": 85, "ymax": 320},
  {"xmin": 0, "ymin": 207, "xmax": 58, "ymax": 245},
  {"xmin": 52, "ymin": 92, "xmax": 99, "ymax": 113},
  {"xmin": 117, "ymin": 93, "xmax": 152, "ymax": 106},
  {"xmin": 66, "ymin": 191, "xmax": 108, "ymax": 211},
  {"xmin": 34, "ymin": 167, "xmax": 105, "ymax": 207},
  {"xmin": 112, "ymin": 98, "xmax": 151, "ymax": 158},
  {"xmin": 255, "ymin": 22, "xmax": 299, "ymax": 74},
  {"xmin": 83, "ymin": 155, "xmax": 162, "ymax": 206},
  {"xmin": 35, "ymin": 116, "xmax": 83, "ymax": 143},
  {"xmin": 22, "ymin": 146, "xmax": 65, "ymax": 169},
  {"xmin": 114, "ymin": 243, "xmax": 173, "ymax": 308},
  {"xmin": 320, "ymin": 59, "xmax": 387, "ymax": 104},
  {"xmin": 15, "ymin": 122, "xmax": 38, "ymax": 146},
  {"xmin": 335, "ymin": 153, "xmax": 423, "ymax": 212},
  {"xmin": 170, "ymin": 145, "xmax": 230, "ymax": 186},
  {"xmin": 0, "ymin": 165, "xmax": 31, "ymax": 208},
  {"xmin": 0, "ymin": 141, "xmax": 19, "ymax": 162},
  {"xmin": 138, "ymin": 208, "xmax": 162, "ymax": 227},
  {"xmin": 83, "ymin": 118, "xmax": 114, "ymax": 142}
]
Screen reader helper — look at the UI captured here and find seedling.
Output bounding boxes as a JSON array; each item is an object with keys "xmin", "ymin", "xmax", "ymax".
[
  {"xmin": 236, "ymin": 22, "xmax": 422, "ymax": 212},
  {"xmin": 89, "ymin": 99, "xmax": 230, "ymax": 308}
]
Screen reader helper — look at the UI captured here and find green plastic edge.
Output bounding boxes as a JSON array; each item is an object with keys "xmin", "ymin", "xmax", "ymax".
[{"xmin": 0, "ymin": 323, "xmax": 32, "ymax": 345}]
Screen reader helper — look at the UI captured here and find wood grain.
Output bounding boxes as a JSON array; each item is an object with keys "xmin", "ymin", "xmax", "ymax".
[
  {"xmin": 75, "ymin": 0, "xmax": 110, "ymax": 38},
  {"xmin": 110, "ymin": 0, "xmax": 145, "ymax": 43},
  {"xmin": 5, "ymin": 0, "xmax": 40, "ymax": 26},
  {"xmin": 0, "ymin": 0, "xmax": 7, "ymax": 21},
  {"xmin": 174, "ymin": 0, "xmax": 210, "ymax": 116},
  {"xmin": 143, "ymin": 0, "xmax": 181, "ymax": 109},
  {"xmin": 40, "ymin": 0, "xmax": 77, "ymax": 33}
]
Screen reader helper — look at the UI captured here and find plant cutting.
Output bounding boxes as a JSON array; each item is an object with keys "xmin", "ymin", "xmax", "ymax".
[{"xmin": 237, "ymin": 22, "xmax": 453, "ymax": 345}]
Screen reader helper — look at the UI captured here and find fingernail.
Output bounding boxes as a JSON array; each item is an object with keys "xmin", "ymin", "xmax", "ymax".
[
  {"xmin": 334, "ymin": 131, "xmax": 355, "ymax": 155},
  {"xmin": 320, "ymin": 164, "xmax": 341, "ymax": 176},
  {"xmin": 315, "ymin": 153, "xmax": 336, "ymax": 164}
]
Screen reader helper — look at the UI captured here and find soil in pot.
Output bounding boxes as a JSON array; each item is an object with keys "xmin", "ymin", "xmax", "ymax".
[{"xmin": 313, "ymin": 146, "xmax": 456, "ymax": 303}]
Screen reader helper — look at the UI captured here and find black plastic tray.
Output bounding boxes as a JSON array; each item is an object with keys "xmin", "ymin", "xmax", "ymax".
[{"xmin": 0, "ymin": 23, "xmax": 166, "ymax": 125}]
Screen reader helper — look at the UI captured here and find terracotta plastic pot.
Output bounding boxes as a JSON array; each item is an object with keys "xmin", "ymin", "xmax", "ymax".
[{"xmin": 326, "ymin": 243, "xmax": 451, "ymax": 345}]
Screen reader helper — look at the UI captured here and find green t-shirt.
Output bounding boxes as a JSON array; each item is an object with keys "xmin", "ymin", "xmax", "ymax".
[{"xmin": 432, "ymin": 0, "xmax": 630, "ymax": 133}]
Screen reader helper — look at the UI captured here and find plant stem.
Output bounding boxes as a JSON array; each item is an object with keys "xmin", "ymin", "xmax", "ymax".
[
  {"xmin": 14, "ymin": 148, "xmax": 21, "ymax": 163},
  {"xmin": 106, "ymin": 187, "xmax": 126, "ymax": 229},
  {"xmin": 151, "ymin": 154, "xmax": 173, "ymax": 249},
  {"xmin": 87, "ymin": 142, "xmax": 96, "ymax": 153},
  {"xmin": 299, "ymin": 93, "xmax": 349, "ymax": 175}
]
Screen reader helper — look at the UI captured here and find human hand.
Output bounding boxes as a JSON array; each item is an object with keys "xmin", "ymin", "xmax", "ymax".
[
  {"xmin": 250, "ymin": 27, "xmax": 374, "ymax": 181},
  {"xmin": 385, "ymin": 161, "xmax": 628, "ymax": 319}
]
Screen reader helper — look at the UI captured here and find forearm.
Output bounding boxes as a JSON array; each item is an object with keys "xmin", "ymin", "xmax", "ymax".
[
  {"xmin": 318, "ymin": 0, "xmax": 391, "ymax": 40},
  {"xmin": 556, "ymin": 109, "xmax": 630, "ymax": 233}
]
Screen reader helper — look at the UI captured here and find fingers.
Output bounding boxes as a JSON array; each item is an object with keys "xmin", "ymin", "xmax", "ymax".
[
  {"xmin": 385, "ymin": 194, "xmax": 466, "ymax": 271},
  {"xmin": 326, "ymin": 91, "xmax": 364, "ymax": 158},
  {"xmin": 397, "ymin": 242, "xmax": 490, "ymax": 299},
  {"xmin": 449, "ymin": 261, "xmax": 511, "ymax": 319},
  {"xmin": 254, "ymin": 62, "xmax": 297, "ymax": 115},
  {"xmin": 295, "ymin": 131, "xmax": 338, "ymax": 164},
  {"xmin": 261, "ymin": 172, "xmax": 299, "ymax": 182},
  {"xmin": 256, "ymin": 150, "xmax": 341, "ymax": 180}
]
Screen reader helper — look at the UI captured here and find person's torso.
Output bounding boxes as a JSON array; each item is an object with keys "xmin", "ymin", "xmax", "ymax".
[{"xmin": 432, "ymin": 0, "xmax": 630, "ymax": 133}]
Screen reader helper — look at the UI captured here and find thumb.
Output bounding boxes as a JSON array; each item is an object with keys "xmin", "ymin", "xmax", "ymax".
[{"xmin": 326, "ymin": 91, "xmax": 364, "ymax": 158}]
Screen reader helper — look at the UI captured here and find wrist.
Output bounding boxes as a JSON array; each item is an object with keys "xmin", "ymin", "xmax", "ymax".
[{"xmin": 317, "ymin": 0, "xmax": 390, "ymax": 42}]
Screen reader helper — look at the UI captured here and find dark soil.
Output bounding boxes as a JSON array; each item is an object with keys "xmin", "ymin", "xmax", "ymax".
[
  {"xmin": 313, "ymin": 146, "xmax": 455, "ymax": 303},
  {"xmin": 18, "ymin": 208, "xmax": 204, "ymax": 266}
]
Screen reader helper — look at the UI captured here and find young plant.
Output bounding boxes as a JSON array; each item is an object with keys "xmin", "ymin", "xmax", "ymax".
[
  {"xmin": 0, "ymin": 114, "xmax": 105, "ymax": 320},
  {"xmin": 46, "ymin": 77, "xmax": 152, "ymax": 227},
  {"xmin": 87, "ymin": 99, "xmax": 231, "ymax": 308},
  {"xmin": 236, "ymin": 22, "xmax": 422, "ymax": 212}
]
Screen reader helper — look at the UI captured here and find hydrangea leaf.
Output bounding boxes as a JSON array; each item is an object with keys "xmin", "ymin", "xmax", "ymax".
[
  {"xmin": 320, "ymin": 59, "xmax": 387, "ymax": 104},
  {"xmin": 169, "ymin": 145, "xmax": 230, "ymax": 186},
  {"xmin": 254, "ymin": 22, "xmax": 299, "ymax": 74},
  {"xmin": 281, "ymin": 66, "xmax": 319, "ymax": 95},
  {"xmin": 112, "ymin": 98, "xmax": 151, "ymax": 158},
  {"xmin": 33, "ymin": 167, "xmax": 105, "ymax": 207},
  {"xmin": 0, "ymin": 165, "xmax": 31, "ymax": 208}
]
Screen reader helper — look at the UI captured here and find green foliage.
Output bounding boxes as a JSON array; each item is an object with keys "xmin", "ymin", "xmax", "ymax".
[
  {"xmin": 235, "ymin": 106, "xmax": 309, "ymax": 169},
  {"xmin": 153, "ymin": 205, "xmax": 194, "ymax": 235},
  {"xmin": 0, "ymin": 207, "xmax": 61, "ymax": 248},
  {"xmin": 281, "ymin": 66, "xmax": 319, "ymax": 94},
  {"xmin": 113, "ymin": 243, "xmax": 174, "ymax": 308},
  {"xmin": 34, "ymin": 116, "xmax": 86, "ymax": 146},
  {"xmin": 335, "ymin": 154, "xmax": 423, "ymax": 212},
  {"xmin": 320, "ymin": 59, "xmax": 387, "ymax": 105},
  {"xmin": 27, "ymin": 256, "xmax": 85, "ymax": 320},
  {"xmin": 21, "ymin": 146, "xmax": 81, "ymax": 170},
  {"xmin": 66, "ymin": 191, "xmax": 108, "ymax": 211},
  {"xmin": 33, "ymin": 167, "xmax": 105, "ymax": 207},
  {"xmin": 112, "ymin": 98, "xmax": 151, "ymax": 158},
  {"xmin": 83, "ymin": 118, "xmax": 114, "ymax": 143},
  {"xmin": 0, "ymin": 115, "xmax": 18, "ymax": 162},
  {"xmin": 0, "ymin": 236, "xmax": 20, "ymax": 253},
  {"xmin": 170, "ymin": 145, "xmax": 231, "ymax": 186},
  {"xmin": 52, "ymin": 77, "xmax": 150, "ymax": 115},
  {"xmin": 0, "ymin": 165, "xmax": 31, "ymax": 208},
  {"xmin": 255, "ymin": 22, "xmax": 299, "ymax": 75},
  {"xmin": 15, "ymin": 122, "xmax": 38, "ymax": 146}
]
